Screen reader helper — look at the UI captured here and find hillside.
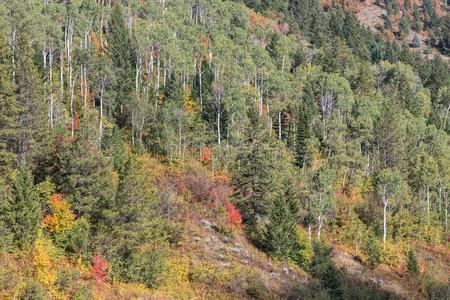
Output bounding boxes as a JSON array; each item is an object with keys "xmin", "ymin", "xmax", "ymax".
[{"xmin": 0, "ymin": 0, "xmax": 449, "ymax": 299}]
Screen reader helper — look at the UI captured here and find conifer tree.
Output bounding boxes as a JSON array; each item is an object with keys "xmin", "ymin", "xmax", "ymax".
[
  {"xmin": 107, "ymin": 4, "xmax": 136, "ymax": 127},
  {"xmin": 406, "ymin": 248, "xmax": 419, "ymax": 276},
  {"xmin": 399, "ymin": 12, "xmax": 410, "ymax": 38},
  {"xmin": 1, "ymin": 166, "xmax": 41, "ymax": 247},
  {"xmin": 295, "ymin": 85, "xmax": 316, "ymax": 167},
  {"xmin": 412, "ymin": 5, "xmax": 421, "ymax": 31},
  {"xmin": 233, "ymin": 113, "xmax": 275, "ymax": 242},
  {"xmin": 263, "ymin": 185, "xmax": 299, "ymax": 259},
  {"xmin": 14, "ymin": 35, "xmax": 45, "ymax": 164},
  {"xmin": 0, "ymin": 34, "xmax": 19, "ymax": 174}
]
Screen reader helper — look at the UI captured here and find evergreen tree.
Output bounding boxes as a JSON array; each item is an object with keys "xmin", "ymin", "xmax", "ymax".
[
  {"xmin": 295, "ymin": 85, "xmax": 316, "ymax": 167},
  {"xmin": 43, "ymin": 135, "xmax": 116, "ymax": 226},
  {"xmin": 406, "ymin": 248, "xmax": 419, "ymax": 276},
  {"xmin": 1, "ymin": 166, "xmax": 41, "ymax": 247},
  {"xmin": 14, "ymin": 35, "xmax": 45, "ymax": 164},
  {"xmin": 364, "ymin": 232, "xmax": 381, "ymax": 268},
  {"xmin": 107, "ymin": 4, "xmax": 136, "ymax": 127},
  {"xmin": 399, "ymin": 12, "xmax": 410, "ymax": 38},
  {"xmin": 263, "ymin": 185, "xmax": 299, "ymax": 259},
  {"xmin": 0, "ymin": 34, "xmax": 19, "ymax": 175},
  {"xmin": 412, "ymin": 4, "xmax": 421, "ymax": 31},
  {"xmin": 233, "ymin": 113, "xmax": 275, "ymax": 243}
]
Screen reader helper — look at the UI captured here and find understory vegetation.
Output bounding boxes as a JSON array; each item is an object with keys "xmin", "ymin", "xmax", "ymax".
[{"xmin": 0, "ymin": 0, "xmax": 449, "ymax": 299}]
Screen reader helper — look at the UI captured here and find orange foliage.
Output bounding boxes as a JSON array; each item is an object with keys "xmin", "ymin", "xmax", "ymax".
[
  {"xmin": 43, "ymin": 194, "xmax": 76, "ymax": 234},
  {"xmin": 200, "ymin": 147, "xmax": 211, "ymax": 164},
  {"xmin": 249, "ymin": 10, "xmax": 270, "ymax": 27}
]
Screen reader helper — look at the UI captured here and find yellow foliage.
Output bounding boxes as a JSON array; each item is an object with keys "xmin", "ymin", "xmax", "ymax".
[
  {"xmin": 155, "ymin": 255, "xmax": 196, "ymax": 300},
  {"xmin": 183, "ymin": 87, "xmax": 198, "ymax": 113},
  {"xmin": 33, "ymin": 231, "xmax": 57, "ymax": 287},
  {"xmin": 43, "ymin": 194, "xmax": 75, "ymax": 234}
]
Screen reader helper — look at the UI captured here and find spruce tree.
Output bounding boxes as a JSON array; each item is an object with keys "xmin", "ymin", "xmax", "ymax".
[
  {"xmin": 295, "ymin": 85, "xmax": 316, "ymax": 167},
  {"xmin": 14, "ymin": 35, "xmax": 45, "ymax": 164},
  {"xmin": 399, "ymin": 12, "xmax": 410, "ymax": 38},
  {"xmin": 412, "ymin": 5, "xmax": 421, "ymax": 31},
  {"xmin": 2, "ymin": 166, "xmax": 41, "ymax": 247},
  {"xmin": 233, "ymin": 112, "xmax": 275, "ymax": 243},
  {"xmin": 0, "ymin": 34, "xmax": 20, "ymax": 175},
  {"xmin": 107, "ymin": 4, "xmax": 136, "ymax": 127},
  {"xmin": 263, "ymin": 185, "xmax": 299, "ymax": 259},
  {"xmin": 406, "ymin": 248, "xmax": 419, "ymax": 276}
]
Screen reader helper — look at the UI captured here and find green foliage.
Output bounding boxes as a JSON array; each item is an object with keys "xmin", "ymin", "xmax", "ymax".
[
  {"xmin": 107, "ymin": 4, "xmax": 136, "ymax": 126},
  {"xmin": 1, "ymin": 166, "xmax": 41, "ymax": 248},
  {"xmin": 18, "ymin": 279, "xmax": 45, "ymax": 300},
  {"xmin": 363, "ymin": 232, "xmax": 381, "ymax": 268},
  {"xmin": 310, "ymin": 242, "xmax": 345, "ymax": 299},
  {"xmin": 406, "ymin": 248, "xmax": 419, "ymax": 276},
  {"xmin": 263, "ymin": 186, "xmax": 298, "ymax": 259}
]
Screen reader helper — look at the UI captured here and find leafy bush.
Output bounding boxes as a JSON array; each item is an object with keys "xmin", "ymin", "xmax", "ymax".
[
  {"xmin": 19, "ymin": 280, "xmax": 45, "ymax": 300},
  {"xmin": 128, "ymin": 246, "xmax": 166, "ymax": 289}
]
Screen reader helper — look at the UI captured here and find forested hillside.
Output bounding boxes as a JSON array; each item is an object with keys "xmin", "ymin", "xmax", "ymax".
[{"xmin": 0, "ymin": 0, "xmax": 449, "ymax": 299}]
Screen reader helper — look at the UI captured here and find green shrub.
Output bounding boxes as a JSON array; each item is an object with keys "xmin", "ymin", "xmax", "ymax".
[
  {"xmin": 406, "ymin": 248, "xmax": 419, "ymax": 276},
  {"xmin": 18, "ymin": 280, "xmax": 45, "ymax": 300},
  {"xmin": 363, "ymin": 233, "xmax": 381, "ymax": 268}
]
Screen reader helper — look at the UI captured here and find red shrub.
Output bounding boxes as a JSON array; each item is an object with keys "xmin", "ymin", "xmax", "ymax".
[
  {"xmin": 91, "ymin": 254, "xmax": 108, "ymax": 284},
  {"xmin": 224, "ymin": 201, "xmax": 242, "ymax": 228}
]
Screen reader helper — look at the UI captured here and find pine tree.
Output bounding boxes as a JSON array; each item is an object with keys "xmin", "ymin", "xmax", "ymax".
[
  {"xmin": 263, "ymin": 185, "xmax": 299, "ymax": 259},
  {"xmin": 0, "ymin": 34, "xmax": 20, "ymax": 175},
  {"xmin": 399, "ymin": 12, "xmax": 410, "ymax": 38},
  {"xmin": 406, "ymin": 248, "xmax": 419, "ymax": 276},
  {"xmin": 295, "ymin": 85, "xmax": 316, "ymax": 167},
  {"xmin": 364, "ymin": 232, "xmax": 381, "ymax": 268},
  {"xmin": 233, "ymin": 113, "xmax": 275, "ymax": 242},
  {"xmin": 412, "ymin": 4, "xmax": 421, "ymax": 31},
  {"xmin": 1, "ymin": 166, "xmax": 41, "ymax": 247},
  {"xmin": 14, "ymin": 35, "xmax": 45, "ymax": 164},
  {"xmin": 107, "ymin": 4, "xmax": 136, "ymax": 127},
  {"xmin": 43, "ymin": 135, "xmax": 116, "ymax": 226}
]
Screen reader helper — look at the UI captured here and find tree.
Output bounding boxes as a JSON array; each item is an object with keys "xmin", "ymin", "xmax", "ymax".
[
  {"xmin": 375, "ymin": 168, "xmax": 401, "ymax": 244},
  {"xmin": 14, "ymin": 35, "xmax": 46, "ymax": 164},
  {"xmin": 406, "ymin": 248, "xmax": 419, "ymax": 276},
  {"xmin": 263, "ymin": 186, "xmax": 299, "ymax": 259},
  {"xmin": 233, "ymin": 114, "xmax": 275, "ymax": 243},
  {"xmin": 364, "ymin": 231, "xmax": 381, "ymax": 268},
  {"xmin": 42, "ymin": 135, "xmax": 116, "ymax": 226},
  {"xmin": 412, "ymin": 5, "xmax": 421, "ymax": 31},
  {"xmin": 0, "ymin": 33, "xmax": 19, "ymax": 175},
  {"xmin": 295, "ymin": 84, "xmax": 317, "ymax": 167},
  {"xmin": 399, "ymin": 12, "xmax": 410, "ymax": 38},
  {"xmin": 311, "ymin": 164, "xmax": 336, "ymax": 239},
  {"xmin": 1, "ymin": 166, "xmax": 41, "ymax": 247},
  {"xmin": 107, "ymin": 4, "xmax": 136, "ymax": 127}
]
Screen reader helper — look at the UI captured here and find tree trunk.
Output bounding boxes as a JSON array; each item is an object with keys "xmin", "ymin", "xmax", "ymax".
[
  {"xmin": 49, "ymin": 46, "xmax": 54, "ymax": 128},
  {"xmin": 426, "ymin": 185, "xmax": 430, "ymax": 221},
  {"xmin": 383, "ymin": 194, "xmax": 388, "ymax": 244},
  {"xmin": 278, "ymin": 111, "xmax": 282, "ymax": 140},
  {"xmin": 217, "ymin": 112, "xmax": 221, "ymax": 145}
]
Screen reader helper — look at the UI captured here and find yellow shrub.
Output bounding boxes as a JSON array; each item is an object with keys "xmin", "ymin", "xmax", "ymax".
[{"xmin": 33, "ymin": 231, "xmax": 57, "ymax": 287}]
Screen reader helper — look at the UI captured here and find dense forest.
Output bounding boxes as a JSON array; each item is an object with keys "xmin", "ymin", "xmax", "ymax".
[{"xmin": 0, "ymin": 0, "xmax": 449, "ymax": 299}]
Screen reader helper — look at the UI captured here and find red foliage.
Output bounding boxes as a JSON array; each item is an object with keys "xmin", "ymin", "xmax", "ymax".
[
  {"xmin": 224, "ymin": 201, "xmax": 243, "ymax": 228},
  {"xmin": 91, "ymin": 255, "xmax": 108, "ymax": 284},
  {"xmin": 183, "ymin": 174, "xmax": 229, "ymax": 207}
]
